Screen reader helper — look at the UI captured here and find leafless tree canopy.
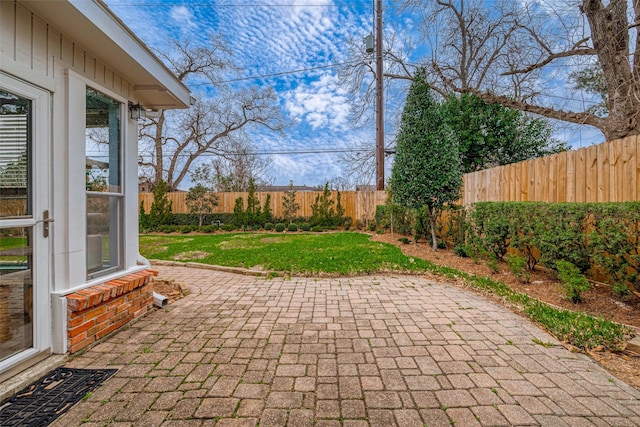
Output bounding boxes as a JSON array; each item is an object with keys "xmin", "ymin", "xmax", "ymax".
[
  {"xmin": 335, "ymin": 29, "xmax": 412, "ymax": 185},
  {"xmin": 209, "ymin": 137, "xmax": 274, "ymax": 192},
  {"xmin": 401, "ymin": 0, "xmax": 640, "ymax": 140},
  {"xmin": 138, "ymin": 37, "xmax": 285, "ymax": 191}
]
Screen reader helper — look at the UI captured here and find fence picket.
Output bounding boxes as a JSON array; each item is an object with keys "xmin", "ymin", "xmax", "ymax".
[{"xmin": 137, "ymin": 137, "xmax": 639, "ymax": 217}]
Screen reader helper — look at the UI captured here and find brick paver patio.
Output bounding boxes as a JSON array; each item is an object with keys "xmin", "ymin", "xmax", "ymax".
[{"xmin": 53, "ymin": 266, "xmax": 640, "ymax": 426}]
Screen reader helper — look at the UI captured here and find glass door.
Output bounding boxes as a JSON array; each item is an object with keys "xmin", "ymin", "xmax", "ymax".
[{"xmin": 0, "ymin": 75, "xmax": 50, "ymax": 371}]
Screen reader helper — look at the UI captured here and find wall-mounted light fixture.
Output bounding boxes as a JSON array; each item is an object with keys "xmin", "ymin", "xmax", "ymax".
[{"xmin": 128, "ymin": 102, "xmax": 146, "ymax": 120}]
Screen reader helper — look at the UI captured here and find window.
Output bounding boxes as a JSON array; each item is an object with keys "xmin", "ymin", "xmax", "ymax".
[
  {"xmin": 86, "ymin": 88, "xmax": 122, "ymax": 278},
  {"xmin": 0, "ymin": 90, "xmax": 31, "ymax": 218},
  {"xmin": 0, "ymin": 90, "xmax": 33, "ymax": 361}
]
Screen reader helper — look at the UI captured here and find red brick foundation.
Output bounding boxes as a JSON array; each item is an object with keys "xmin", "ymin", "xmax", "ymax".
[{"xmin": 65, "ymin": 270, "xmax": 157, "ymax": 353}]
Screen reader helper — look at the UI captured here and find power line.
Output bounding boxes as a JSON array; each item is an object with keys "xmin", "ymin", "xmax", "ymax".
[
  {"xmin": 188, "ymin": 60, "xmax": 362, "ymax": 85},
  {"xmin": 89, "ymin": 147, "xmax": 371, "ymax": 159},
  {"xmin": 109, "ymin": 2, "xmax": 370, "ymax": 7}
]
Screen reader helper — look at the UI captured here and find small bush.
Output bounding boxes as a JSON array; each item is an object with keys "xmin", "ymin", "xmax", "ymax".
[
  {"xmin": 452, "ymin": 244, "xmax": 470, "ymax": 258},
  {"xmin": 612, "ymin": 283, "xmax": 631, "ymax": 300},
  {"xmin": 398, "ymin": 237, "xmax": 410, "ymax": 244},
  {"xmin": 264, "ymin": 222, "xmax": 274, "ymax": 231},
  {"xmin": 556, "ymin": 260, "xmax": 590, "ymax": 303},
  {"xmin": 288, "ymin": 223, "xmax": 298, "ymax": 232},
  {"xmin": 311, "ymin": 225, "xmax": 323, "ymax": 232},
  {"xmin": 222, "ymin": 224, "xmax": 236, "ymax": 232},
  {"xmin": 201, "ymin": 225, "xmax": 217, "ymax": 233},
  {"xmin": 486, "ymin": 255, "xmax": 500, "ymax": 274},
  {"xmin": 275, "ymin": 223, "xmax": 286, "ymax": 232},
  {"xmin": 368, "ymin": 223, "xmax": 376, "ymax": 231},
  {"xmin": 343, "ymin": 217, "xmax": 353, "ymax": 230},
  {"xmin": 180, "ymin": 226, "xmax": 194, "ymax": 234},
  {"xmin": 300, "ymin": 223, "xmax": 311, "ymax": 232},
  {"xmin": 437, "ymin": 240, "xmax": 447, "ymax": 250},
  {"xmin": 506, "ymin": 254, "xmax": 529, "ymax": 283}
]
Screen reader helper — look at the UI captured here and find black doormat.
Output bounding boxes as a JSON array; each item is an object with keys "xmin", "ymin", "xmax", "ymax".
[{"xmin": 0, "ymin": 367, "xmax": 117, "ymax": 426}]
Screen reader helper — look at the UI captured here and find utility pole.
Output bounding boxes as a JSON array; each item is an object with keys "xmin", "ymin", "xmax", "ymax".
[{"xmin": 375, "ymin": 0, "xmax": 384, "ymax": 190}]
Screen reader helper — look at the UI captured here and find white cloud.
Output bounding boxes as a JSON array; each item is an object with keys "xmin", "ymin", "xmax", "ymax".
[
  {"xmin": 285, "ymin": 73, "xmax": 351, "ymax": 130},
  {"xmin": 107, "ymin": 0, "xmax": 605, "ymax": 186},
  {"xmin": 170, "ymin": 6, "xmax": 196, "ymax": 30}
]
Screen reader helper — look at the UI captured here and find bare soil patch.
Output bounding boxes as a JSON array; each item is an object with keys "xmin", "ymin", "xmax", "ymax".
[
  {"xmin": 172, "ymin": 251, "xmax": 209, "ymax": 261},
  {"xmin": 371, "ymin": 232, "xmax": 640, "ymax": 390},
  {"xmin": 153, "ymin": 279, "xmax": 190, "ymax": 303}
]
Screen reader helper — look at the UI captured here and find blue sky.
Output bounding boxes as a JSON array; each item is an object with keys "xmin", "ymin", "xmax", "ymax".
[{"xmin": 104, "ymin": 0, "xmax": 604, "ymax": 189}]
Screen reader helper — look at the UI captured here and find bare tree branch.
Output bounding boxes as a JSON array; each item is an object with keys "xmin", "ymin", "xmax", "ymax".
[
  {"xmin": 503, "ymin": 48, "xmax": 596, "ymax": 76},
  {"xmin": 398, "ymin": 0, "xmax": 640, "ymax": 140},
  {"xmin": 138, "ymin": 38, "xmax": 286, "ymax": 191}
]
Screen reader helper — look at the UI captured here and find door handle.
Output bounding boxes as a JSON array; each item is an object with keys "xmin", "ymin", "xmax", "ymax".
[{"xmin": 36, "ymin": 210, "xmax": 54, "ymax": 238}]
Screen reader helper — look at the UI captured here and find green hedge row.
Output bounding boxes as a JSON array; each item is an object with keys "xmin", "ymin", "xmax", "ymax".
[
  {"xmin": 169, "ymin": 213, "xmax": 235, "ymax": 226},
  {"xmin": 467, "ymin": 202, "xmax": 639, "ymax": 296},
  {"xmin": 374, "ymin": 201, "xmax": 639, "ymax": 297}
]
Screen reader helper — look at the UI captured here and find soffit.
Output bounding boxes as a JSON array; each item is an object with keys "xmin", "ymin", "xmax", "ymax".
[{"xmin": 21, "ymin": 0, "xmax": 191, "ymax": 110}]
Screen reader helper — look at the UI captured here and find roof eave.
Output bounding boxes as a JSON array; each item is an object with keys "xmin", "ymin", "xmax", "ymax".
[{"xmin": 21, "ymin": 0, "xmax": 191, "ymax": 110}]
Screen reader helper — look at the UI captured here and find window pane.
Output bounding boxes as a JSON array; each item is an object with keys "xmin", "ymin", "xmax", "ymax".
[
  {"xmin": 0, "ymin": 227, "xmax": 33, "ymax": 361},
  {"xmin": 87, "ymin": 194, "xmax": 121, "ymax": 277},
  {"xmin": 0, "ymin": 91, "xmax": 31, "ymax": 218},
  {"xmin": 86, "ymin": 88, "xmax": 121, "ymax": 193}
]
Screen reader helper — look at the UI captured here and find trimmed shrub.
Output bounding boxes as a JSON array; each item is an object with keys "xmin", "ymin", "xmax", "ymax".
[
  {"xmin": 375, "ymin": 204, "xmax": 412, "ymax": 235},
  {"xmin": 461, "ymin": 201, "xmax": 639, "ymax": 297},
  {"xmin": 468, "ymin": 202, "xmax": 511, "ymax": 261},
  {"xmin": 158, "ymin": 225, "xmax": 179, "ymax": 233},
  {"xmin": 264, "ymin": 222, "xmax": 274, "ymax": 231},
  {"xmin": 288, "ymin": 223, "xmax": 298, "ymax": 232},
  {"xmin": 311, "ymin": 225, "xmax": 323, "ymax": 232},
  {"xmin": 343, "ymin": 217, "xmax": 353, "ymax": 230},
  {"xmin": 275, "ymin": 223, "xmax": 286, "ymax": 232},
  {"xmin": 201, "ymin": 225, "xmax": 218, "ymax": 233},
  {"xmin": 589, "ymin": 202, "xmax": 640, "ymax": 297},
  {"xmin": 300, "ymin": 222, "xmax": 311, "ymax": 232},
  {"xmin": 170, "ymin": 213, "xmax": 234, "ymax": 227}
]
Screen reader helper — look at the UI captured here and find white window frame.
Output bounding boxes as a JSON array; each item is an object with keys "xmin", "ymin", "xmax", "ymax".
[{"xmin": 85, "ymin": 87, "xmax": 125, "ymax": 280}]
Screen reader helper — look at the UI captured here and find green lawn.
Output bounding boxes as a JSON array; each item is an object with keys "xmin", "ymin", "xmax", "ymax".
[
  {"xmin": 0, "ymin": 236, "xmax": 27, "ymax": 250},
  {"xmin": 139, "ymin": 232, "xmax": 430, "ymax": 275},
  {"xmin": 0, "ymin": 236, "xmax": 29, "ymax": 265}
]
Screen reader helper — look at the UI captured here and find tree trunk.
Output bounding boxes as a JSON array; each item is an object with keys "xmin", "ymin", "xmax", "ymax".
[
  {"xmin": 582, "ymin": 0, "xmax": 640, "ymax": 140},
  {"xmin": 429, "ymin": 206, "xmax": 438, "ymax": 252}
]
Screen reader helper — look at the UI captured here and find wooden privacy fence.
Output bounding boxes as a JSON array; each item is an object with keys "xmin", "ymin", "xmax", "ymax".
[
  {"xmin": 139, "ymin": 190, "xmax": 388, "ymax": 222},
  {"xmin": 463, "ymin": 136, "xmax": 639, "ymax": 204},
  {"xmin": 138, "ymin": 136, "xmax": 639, "ymax": 218}
]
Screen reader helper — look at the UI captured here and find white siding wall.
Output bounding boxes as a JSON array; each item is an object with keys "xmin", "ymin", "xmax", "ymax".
[
  {"xmin": 1, "ymin": 1, "xmax": 136, "ymax": 100},
  {"xmin": 1, "ymin": 1, "xmax": 143, "ymax": 295}
]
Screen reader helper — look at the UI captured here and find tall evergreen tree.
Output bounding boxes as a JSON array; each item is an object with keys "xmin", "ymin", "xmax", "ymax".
[
  {"xmin": 391, "ymin": 68, "xmax": 462, "ymax": 250},
  {"xmin": 245, "ymin": 178, "xmax": 261, "ymax": 226},
  {"xmin": 441, "ymin": 93, "xmax": 567, "ymax": 173},
  {"xmin": 148, "ymin": 179, "xmax": 173, "ymax": 230},
  {"xmin": 281, "ymin": 181, "xmax": 300, "ymax": 224}
]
